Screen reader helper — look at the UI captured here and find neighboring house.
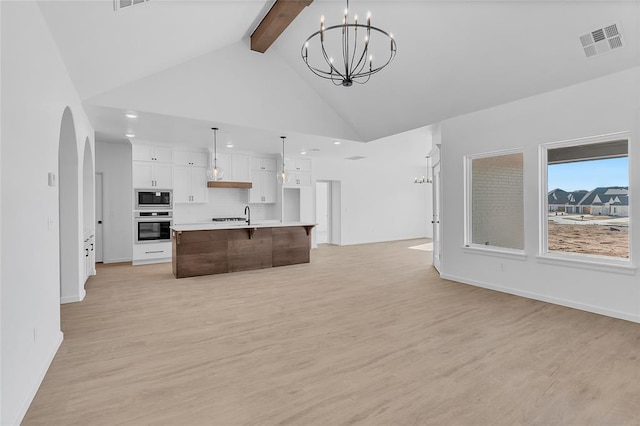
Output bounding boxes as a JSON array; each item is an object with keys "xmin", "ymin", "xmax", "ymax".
[
  {"xmin": 548, "ymin": 186, "xmax": 629, "ymax": 216},
  {"xmin": 548, "ymin": 189, "xmax": 588, "ymax": 213}
]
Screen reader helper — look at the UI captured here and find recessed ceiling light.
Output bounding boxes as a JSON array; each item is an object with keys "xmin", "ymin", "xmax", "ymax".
[
  {"xmin": 300, "ymin": 150, "xmax": 307, "ymax": 155},
  {"xmin": 333, "ymin": 141, "xmax": 341, "ymax": 145},
  {"xmin": 124, "ymin": 112, "xmax": 138, "ymax": 119},
  {"xmin": 226, "ymin": 143, "xmax": 234, "ymax": 148},
  {"xmin": 125, "ymin": 133, "xmax": 135, "ymax": 138}
]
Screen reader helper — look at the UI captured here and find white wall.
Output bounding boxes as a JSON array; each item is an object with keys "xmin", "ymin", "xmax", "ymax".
[
  {"xmin": 95, "ymin": 141, "xmax": 133, "ymax": 263},
  {"xmin": 1, "ymin": 2, "xmax": 95, "ymax": 424},
  {"xmin": 313, "ymin": 129, "xmax": 432, "ymax": 246},
  {"xmin": 440, "ymin": 66, "xmax": 640, "ymax": 322}
]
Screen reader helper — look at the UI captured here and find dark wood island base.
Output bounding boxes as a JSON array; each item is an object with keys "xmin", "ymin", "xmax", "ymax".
[{"xmin": 172, "ymin": 225, "xmax": 314, "ymax": 278}]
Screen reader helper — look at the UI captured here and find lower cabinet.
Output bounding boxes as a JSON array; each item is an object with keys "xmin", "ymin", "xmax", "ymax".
[
  {"xmin": 133, "ymin": 241, "xmax": 172, "ymax": 265},
  {"xmin": 172, "ymin": 226, "xmax": 313, "ymax": 278}
]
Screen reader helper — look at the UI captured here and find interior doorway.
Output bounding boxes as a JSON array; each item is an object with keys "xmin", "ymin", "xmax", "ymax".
[
  {"xmin": 58, "ymin": 107, "xmax": 82, "ymax": 304},
  {"xmin": 315, "ymin": 180, "xmax": 341, "ymax": 245},
  {"xmin": 95, "ymin": 172, "xmax": 103, "ymax": 263},
  {"xmin": 315, "ymin": 181, "xmax": 330, "ymax": 244}
]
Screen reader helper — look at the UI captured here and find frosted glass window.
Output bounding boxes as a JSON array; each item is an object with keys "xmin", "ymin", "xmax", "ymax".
[{"xmin": 470, "ymin": 152, "xmax": 524, "ymax": 250}]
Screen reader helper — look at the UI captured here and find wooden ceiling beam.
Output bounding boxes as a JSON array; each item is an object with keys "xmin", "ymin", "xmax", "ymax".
[{"xmin": 251, "ymin": 0, "xmax": 313, "ymax": 53}]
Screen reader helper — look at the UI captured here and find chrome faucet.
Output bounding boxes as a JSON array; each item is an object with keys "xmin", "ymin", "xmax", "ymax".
[{"xmin": 244, "ymin": 205, "xmax": 250, "ymax": 226}]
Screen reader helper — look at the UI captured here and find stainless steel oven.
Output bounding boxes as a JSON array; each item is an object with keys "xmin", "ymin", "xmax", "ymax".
[
  {"xmin": 135, "ymin": 189, "xmax": 172, "ymax": 210},
  {"xmin": 134, "ymin": 211, "xmax": 173, "ymax": 243}
]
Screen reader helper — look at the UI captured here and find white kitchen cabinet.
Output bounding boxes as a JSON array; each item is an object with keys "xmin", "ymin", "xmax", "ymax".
[
  {"xmin": 285, "ymin": 172, "xmax": 312, "ymax": 187},
  {"xmin": 283, "ymin": 157, "xmax": 312, "ymax": 188},
  {"xmin": 133, "ymin": 161, "xmax": 173, "ymax": 189},
  {"xmin": 249, "ymin": 169, "xmax": 277, "ymax": 203},
  {"xmin": 251, "ymin": 157, "xmax": 277, "ymax": 172},
  {"xmin": 173, "ymin": 150, "xmax": 208, "ymax": 167},
  {"xmin": 132, "ymin": 241, "xmax": 172, "ymax": 265},
  {"xmin": 174, "ymin": 165, "xmax": 208, "ymax": 204},
  {"xmin": 285, "ymin": 157, "xmax": 312, "ymax": 173},
  {"xmin": 133, "ymin": 144, "xmax": 173, "ymax": 163},
  {"xmin": 231, "ymin": 154, "xmax": 251, "ymax": 181}
]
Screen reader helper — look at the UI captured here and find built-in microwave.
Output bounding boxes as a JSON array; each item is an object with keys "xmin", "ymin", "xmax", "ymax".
[
  {"xmin": 134, "ymin": 211, "xmax": 172, "ymax": 244},
  {"xmin": 135, "ymin": 189, "xmax": 172, "ymax": 210}
]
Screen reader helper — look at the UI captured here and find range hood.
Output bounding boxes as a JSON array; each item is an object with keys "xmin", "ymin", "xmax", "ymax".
[{"xmin": 207, "ymin": 181, "xmax": 252, "ymax": 189}]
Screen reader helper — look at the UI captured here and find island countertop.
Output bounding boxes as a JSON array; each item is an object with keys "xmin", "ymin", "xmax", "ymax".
[{"xmin": 171, "ymin": 221, "xmax": 316, "ymax": 232}]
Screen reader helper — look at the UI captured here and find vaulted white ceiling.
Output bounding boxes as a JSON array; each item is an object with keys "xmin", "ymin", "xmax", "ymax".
[{"xmin": 39, "ymin": 0, "xmax": 640, "ymax": 149}]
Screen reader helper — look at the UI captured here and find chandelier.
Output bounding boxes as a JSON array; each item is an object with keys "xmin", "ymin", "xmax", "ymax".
[
  {"xmin": 208, "ymin": 127, "xmax": 224, "ymax": 181},
  {"xmin": 301, "ymin": 0, "xmax": 397, "ymax": 87}
]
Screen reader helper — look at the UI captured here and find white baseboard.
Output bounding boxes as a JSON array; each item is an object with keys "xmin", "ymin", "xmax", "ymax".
[
  {"xmin": 60, "ymin": 288, "xmax": 86, "ymax": 304},
  {"xmin": 102, "ymin": 257, "xmax": 132, "ymax": 264},
  {"xmin": 12, "ymin": 331, "xmax": 64, "ymax": 425},
  {"xmin": 440, "ymin": 273, "xmax": 640, "ymax": 324}
]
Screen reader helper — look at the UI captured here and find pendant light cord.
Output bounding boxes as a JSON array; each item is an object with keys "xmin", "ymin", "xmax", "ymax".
[{"xmin": 212, "ymin": 127, "xmax": 218, "ymax": 169}]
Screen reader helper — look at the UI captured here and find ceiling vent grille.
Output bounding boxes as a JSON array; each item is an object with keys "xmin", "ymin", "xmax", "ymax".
[
  {"xmin": 345, "ymin": 156, "xmax": 366, "ymax": 161},
  {"xmin": 114, "ymin": 0, "xmax": 151, "ymax": 11},
  {"xmin": 580, "ymin": 24, "xmax": 623, "ymax": 58}
]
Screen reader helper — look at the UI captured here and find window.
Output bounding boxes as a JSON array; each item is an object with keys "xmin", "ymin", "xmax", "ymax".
[
  {"xmin": 465, "ymin": 150, "xmax": 524, "ymax": 251},
  {"xmin": 542, "ymin": 135, "xmax": 629, "ymax": 261}
]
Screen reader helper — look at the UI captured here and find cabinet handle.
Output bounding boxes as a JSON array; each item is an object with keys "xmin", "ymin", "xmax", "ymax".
[
  {"xmin": 85, "ymin": 248, "xmax": 89, "ymax": 257},
  {"xmin": 145, "ymin": 250, "xmax": 164, "ymax": 254},
  {"xmin": 91, "ymin": 243, "xmax": 94, "ymax": 251}
]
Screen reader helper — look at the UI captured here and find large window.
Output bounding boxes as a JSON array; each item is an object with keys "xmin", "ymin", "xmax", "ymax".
[
  {"xmin": 465, "ymin": 150, "xmax": 524, "ymax": 251},
  {"xmin": 542, "ymin": 136, "xmax": 629, "ymax": 260}
]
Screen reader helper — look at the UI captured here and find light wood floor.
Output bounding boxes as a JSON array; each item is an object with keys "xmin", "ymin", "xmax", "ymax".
[{"xmin": 24, "ymin": 239, "xmax": 640, "ymax": 425}]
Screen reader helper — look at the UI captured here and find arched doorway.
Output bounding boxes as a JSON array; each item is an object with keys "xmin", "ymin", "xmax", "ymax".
[
  {"xmin": 82, "ymin": 138, "xmax": 95, "ymax": 277},
  {"xmin": 59, "ymin": 107, "xmax": 82, "ymax": 303}
]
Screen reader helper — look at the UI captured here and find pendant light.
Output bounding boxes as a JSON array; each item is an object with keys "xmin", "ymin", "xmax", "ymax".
[
  {"xmin": 276, "ymin": 136, "xmax": 290, "ymax": 184},
  {"xmin": 208, "ymin": 127, "xmax": 224, "ymax": 181}
]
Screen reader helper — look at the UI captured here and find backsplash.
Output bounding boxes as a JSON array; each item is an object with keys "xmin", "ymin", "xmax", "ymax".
[{"xmin": 173, "ymin": 188, "xmax": 279, "ymax": 224}]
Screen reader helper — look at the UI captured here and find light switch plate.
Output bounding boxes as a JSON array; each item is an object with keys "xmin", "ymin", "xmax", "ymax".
[{"xmin": 48, "ymin": 172, "xmax": 56, "ymax": 187}]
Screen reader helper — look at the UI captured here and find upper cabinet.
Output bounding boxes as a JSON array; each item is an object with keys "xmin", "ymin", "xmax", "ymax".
[
  {"xmin": 173, "ymin": 150, "xmax": 208, "ymax": 203},
  {"xmin": 173, "ymin": 150, "xmax": 208, "ymax": 167},
  {"xmin": 249, "ymin": 156, "xmax": 277, "ymax": 203},
  {"xmin": 251, "ymin": 157, "xmax": 277, "ymax": 172},
  {"xmin": 133, "ymin": 162, "xmax": 173, "ymax": 189},
  {"xmin": 285, "ymin": 158, "xmax": 312, "ymax": 173},
  {"xmin": 133, "ymin": 144, "xmax": 173, "ymax": 163},
  {"xmin": 284, "ymin": 157, "xmax": 312, "ymax": 187}
]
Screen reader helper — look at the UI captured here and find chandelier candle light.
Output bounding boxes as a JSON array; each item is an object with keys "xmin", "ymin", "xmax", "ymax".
[
  {"xmin": 302, "ymin": 0, "xmax": 397, "ymax": 86},
  {"xmin": 209, "ymin": 127, "xmax": 224, "ymax": 181},
  {"xmin": 277, "ymin": 136, "xmax": 291, "ymax": 184}
]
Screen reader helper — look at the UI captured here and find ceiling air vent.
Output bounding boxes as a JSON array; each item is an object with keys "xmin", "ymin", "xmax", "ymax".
[
  {"xmin": 580, "ymin": 24, "xmax": 623, "ymax": 58},
  {"xmin": 114, "ymin": 0, "xmax": 151, "ymax": 11},
  {"xmin": 345, "ymin": 156, "xmax": 366, "ymax": 161}
]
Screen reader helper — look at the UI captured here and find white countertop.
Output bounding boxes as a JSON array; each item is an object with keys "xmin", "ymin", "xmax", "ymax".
[{"xmin": 172, "ymin": 222, "xmax": 316, "ymax": 232}]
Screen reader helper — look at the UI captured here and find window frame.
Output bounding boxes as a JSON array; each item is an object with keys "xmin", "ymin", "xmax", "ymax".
[
  {"xmin": 538, "ymin": 131, "xmax": 633, "ymax": 271},
  {"xmin": 463, "ymin": 148, "xmax": 526, "ymax": 257}
]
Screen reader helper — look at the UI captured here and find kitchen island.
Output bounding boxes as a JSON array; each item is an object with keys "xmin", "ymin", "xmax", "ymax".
[{"xmin": 171, "ymin": 222, "xmax": 315, "ymax": 278}]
